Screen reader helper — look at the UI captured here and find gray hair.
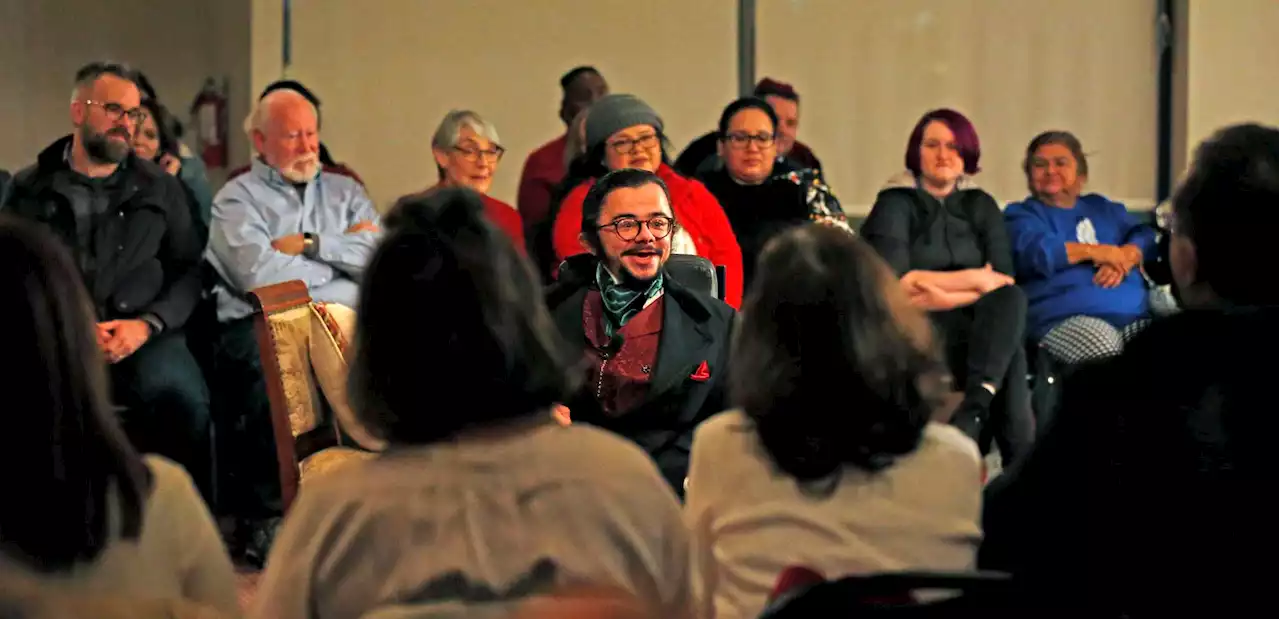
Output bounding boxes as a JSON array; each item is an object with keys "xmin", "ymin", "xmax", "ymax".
[
  {"xmin": 243, "ymin": 89, "xmax": 319, "ymax": 151},
  {"xmin": 431, "ymin": 110, "xmax": 501, "ymax": 151}
]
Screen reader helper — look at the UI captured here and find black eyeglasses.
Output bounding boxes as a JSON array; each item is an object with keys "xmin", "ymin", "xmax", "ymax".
[
  {"xmin": 83, "ymin": 100, "xmax": 145, "ymax": 124},
  {"xmin": 606, "ymin": 134, "xmax": 659, "ymax": 155},
  {"xmin": 598, "ymin": 216, "xmax": 674, "ymax": 240},
  {"xmin": 722, "ymin": 132, "xmax": 776, "ymax": 150}
]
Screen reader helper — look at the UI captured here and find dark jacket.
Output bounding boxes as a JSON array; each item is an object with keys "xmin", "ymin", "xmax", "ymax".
[
  {"xmin": 2, "ymin": 136, "xmax": 204, "ymax": 330},
  {"xmin": 860, "ymin": 173, "xmax": 1013, "ymax": 277},
  {"xmin": 979, "ymin": 307, "xmax": 1276, "ymax": 614},
  {"xmin": 0, "ymin": 169, "xmax": 11, "ymax": 208},
  {"xmin": 546, "ymin": 256, "xmax": 736, "ymax": 495}
]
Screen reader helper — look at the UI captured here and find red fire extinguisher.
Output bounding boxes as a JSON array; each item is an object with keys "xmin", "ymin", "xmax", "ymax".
[{"xmin": 190, "ymin": 78, "xmax": 229, "ymax": 170}]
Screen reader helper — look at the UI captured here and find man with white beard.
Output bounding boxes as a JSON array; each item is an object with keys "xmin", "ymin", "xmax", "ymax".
[{"xmin": 206, "ymin": 87, "xmax": 380, "ymax": 565}]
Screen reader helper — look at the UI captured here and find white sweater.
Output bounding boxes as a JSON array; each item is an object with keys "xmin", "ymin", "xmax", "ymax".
[{"xmin": 684, "ymin": 411, "xmax": 983, "ymax": 619}]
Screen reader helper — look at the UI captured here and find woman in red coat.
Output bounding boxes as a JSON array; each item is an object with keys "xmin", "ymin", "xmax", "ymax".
[
  {"xmin": 551, "ymin": 94, "xmax": 743, "ymax": 308},
  {"xmin": 428, "ymin": 109, "xmax": 526, "ymax": 254}
]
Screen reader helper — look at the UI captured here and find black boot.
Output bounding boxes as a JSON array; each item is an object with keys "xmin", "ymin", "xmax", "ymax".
[{"xmin": 952, "ymin": 385, "xmax": 995, "ymax": 446}]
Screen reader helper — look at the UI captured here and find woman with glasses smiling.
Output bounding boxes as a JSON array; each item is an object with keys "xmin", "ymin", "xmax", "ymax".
[
  {"xmin": 698, "ymin": 97, "xmax": 850, "ymax": 292},
  {"xmin": 427, "ymin": 109, "xmax": 526, "ymax": 254},
  {"xmin": 550, "ymin": 94, "xmax": 744, "ymax": 308}
]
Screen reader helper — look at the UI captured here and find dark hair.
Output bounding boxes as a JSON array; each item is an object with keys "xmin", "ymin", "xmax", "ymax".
[
  {"xmin": 73, "ymin": 61, "xmax": 140, "ymax": 91},
  {"xmin": 134, "ymin": 70, "xmax": 159, "ymax": 101},
  {"xmin": 717, "ymin": 97, "xmax": 779, "ymax": 138},
  {"xmin": 349, "ymin": 188, "xmax": 579, "ymax": 444},
  {"xmin": 753, "ymin": 77, "xmax": 799, "ymax": 103},
  {"xmin": 1023, "ymin": 130, "xmax": 1089, "ymax": 191},
  {"xmin": 560, "ymin": 66, "xmax": 601, "ymax": 91},
  {"xmin": 905, "ymin": 108, "xmax": 982, "ymax": 176},
  {"xmin": 579, "ymin": 168, "xmax": 673, "ymax": 254},
  {"xmin": 732, "ymin": 225, "xmax": 947, "ymax": 482},
  {"xmin": 138, "ymin": 98, "xmax": 181, "ymax": 159},
  {"xmin": 1171, "ymin": 123, "xmax": 1279, "ymax": 307},
  {"xmin": 0, "ymin": 217, "xmax": 151, "ymax": 571}
]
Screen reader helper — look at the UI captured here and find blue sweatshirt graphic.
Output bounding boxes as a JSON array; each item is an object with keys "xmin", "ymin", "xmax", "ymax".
[{"xmin": 1004, "ymin": 194, "xmax": 1156, "ymax": 339}]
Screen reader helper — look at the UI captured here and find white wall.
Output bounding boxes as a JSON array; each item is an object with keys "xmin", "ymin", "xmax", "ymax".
[
  {"xmin": 1174, "ymin": 0, "xmax": 1279, "ymax": 176},
  {"xmin": 274, "ymin": 0, "xmax": 738, "ymax": 210},
  {"xmin": 0, "ymin": 0, "xmax": 254, "ymax": 174},
  {"xmin": 757, "ymin": 0, "xmax": 1162, "ymax": 212}
]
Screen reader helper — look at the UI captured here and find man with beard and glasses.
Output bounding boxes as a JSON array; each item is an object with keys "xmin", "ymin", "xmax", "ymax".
[
  {"xmin": 205, "ymin": 86, "xmax": 381, "ymax": 565},
  {"xmin": 0, "ymin": 61, "xmax": 211, "ymax": 505},
  {"xmin": 545, "ymin": 168, "xmax": 735, "ymax": 497}
]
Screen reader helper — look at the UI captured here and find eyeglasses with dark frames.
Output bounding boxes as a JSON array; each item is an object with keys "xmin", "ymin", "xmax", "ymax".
[
  {"xmin": 606, "ymin": 133, "xmax": 659, "ymax": 155},
  {"xmin": 82, "ymin": 100, "xmax": 146, "ymax": 124},
  {"xmin": 597, "ymin": 215, "xmax": 675, "ymax": 241},
  {"xmin": 722, "ymin": 132, "xmax": 776, "ymax": 150}
]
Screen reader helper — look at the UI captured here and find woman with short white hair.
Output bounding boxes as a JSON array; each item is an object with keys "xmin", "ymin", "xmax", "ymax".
[{"xmin": 427, "ymin": 109, "xmax": 526, "ymax": 253}]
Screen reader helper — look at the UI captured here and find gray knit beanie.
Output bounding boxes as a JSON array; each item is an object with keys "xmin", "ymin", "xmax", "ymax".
[{"xmin": 584, "ymin": 94, "xmax": 664, "ymax": 151}]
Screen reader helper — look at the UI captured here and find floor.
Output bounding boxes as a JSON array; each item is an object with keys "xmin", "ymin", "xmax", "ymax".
[{"xmin": 236, "ymin": 568, "xmax": 261, "ymax": 612}]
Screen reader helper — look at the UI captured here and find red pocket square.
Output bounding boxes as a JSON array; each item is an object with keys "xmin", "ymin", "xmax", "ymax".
[{"xmin": 689, "ymin": 360, "xmax": 710, "ymax": 382}]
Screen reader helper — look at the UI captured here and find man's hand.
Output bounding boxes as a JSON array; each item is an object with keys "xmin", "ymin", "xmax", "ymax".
[
  {"xmin": 346, "ymin": 220, "xmax": 380, "ymax": 234},
  {"xmin": 271, "ymin": 233, "xmax": 307, "ymax": 256},
  {"xmin": 99, "ymin": 320, "xmax": 152, "ymax": 364},
  {"xmin": 1094, "ymin": 264, "xmax": 1127, "ymax": 288}
]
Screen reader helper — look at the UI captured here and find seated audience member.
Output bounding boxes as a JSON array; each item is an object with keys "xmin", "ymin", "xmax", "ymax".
[
  {"xmin": 206, "ymin": 86, "xmax": 381, "ymax": 563},
  {"xmin": 675, "ymin": 78, "xmax": 822, "ymax": 178},
  {"xmin": 545, "ymin": 169, "xmax": 735, "ymax": 496},
  {"xmin": 860, "ymin": 108, "xmax": 1032, "ymax": 460},
  {"xmin": 226, "ymin": 79, "xmax": 365, "ymax": 186},
  {"xmin": 427, "ymin": 109, "xmax": 525, "ymax": 253},
  {"xmin": 134, "ymin": 70, "xmax": 215, "ymax": 222},
  {"xmin": 0, "ymin": 217, "xmax": 237, "ymax": 616},
  {"xmin": 0, "ymin": 62, "xmax": 212, "ymax": 503},
  {"xmin": 979, "ymin": 123, "xmax": 1278, "ymax": 614},
  {"xmin": 519, "ymin": 67, "xmax": 609, "ymax": 262},
  {"xmin": 251, "ymin": 188, "xmax": 693, "ymax": 619},
  {"xmin": 132, "ymin": 97, "xmax": 208, "ymax": 236},
  {"xmin": 698, "ymin": 96, "xmax": 850, "ymax": 291},
  {"xmin": 686, "ymin": 225, "xmax": 982, "ymax": 619},
  {"xmin": 551, "ymin": 94, "xmax": 744, "ymax": 308},
  {"xmin": 1005, "ymin": 131, "xmax": 1157, "ymax": 364}
]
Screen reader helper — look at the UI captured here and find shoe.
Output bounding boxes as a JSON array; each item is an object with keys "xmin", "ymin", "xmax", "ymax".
[{"xmin": 950, "ymin": 396, "xmax": 988, "ymax": 445}]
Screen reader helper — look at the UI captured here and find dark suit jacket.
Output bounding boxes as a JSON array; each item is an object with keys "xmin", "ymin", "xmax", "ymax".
[
  {"xmin": 3, "ymin": 136, "xmax": 204, "ymax": 330},
  {"xmin": 547, "ymin": 257, "xmax": 735, "ymax": 495}
]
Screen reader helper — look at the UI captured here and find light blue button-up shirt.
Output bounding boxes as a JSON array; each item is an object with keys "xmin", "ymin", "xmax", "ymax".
[{"xmin": 207, "ymin": 159, "xmax": 381, "ymax": 322}]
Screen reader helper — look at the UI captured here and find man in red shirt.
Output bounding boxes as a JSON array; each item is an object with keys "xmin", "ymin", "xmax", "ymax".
[{"xmin": 518, "ymin": 67, "xmax": 609, "ymax": 273}]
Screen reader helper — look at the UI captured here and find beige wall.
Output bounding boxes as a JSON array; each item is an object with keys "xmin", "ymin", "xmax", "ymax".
[
  {"xmin": 2, "ymin": 0, "xmax": 1274, "ymax": 212},
  {"xmin": 757, "ymin": 0, "xmax": 1162, "ymax": 212},
  {"xmin": 276, "ymin": 0, "xmax": 737, "ymax": 210},
  {"xmin": 0, "ymin": 0, "xmax": 253, "ymax": 174},
  {"xmin": 1174, "ymin": 0, "xmax": 1279, "ymax": 176}
]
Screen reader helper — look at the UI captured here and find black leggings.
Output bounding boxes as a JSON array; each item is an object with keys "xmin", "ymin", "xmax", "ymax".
[
  {"xmin": 932, "ymin": 285, "xmax": 1027, "ymax": 392},
  {"xmin": 932, "ymin": 285, "xmax": 1034, "ymax": 463}
]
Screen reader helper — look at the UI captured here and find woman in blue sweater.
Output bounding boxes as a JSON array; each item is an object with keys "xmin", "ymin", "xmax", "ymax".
[{"xmin": 1005, "ymin": 131, "xmax": 1156, "ymax": 364}]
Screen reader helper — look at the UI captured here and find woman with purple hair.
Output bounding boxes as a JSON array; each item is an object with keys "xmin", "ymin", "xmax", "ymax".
[{"xmin": 860, "ymin": 109, "xmax": 1032, "ymax": 464}]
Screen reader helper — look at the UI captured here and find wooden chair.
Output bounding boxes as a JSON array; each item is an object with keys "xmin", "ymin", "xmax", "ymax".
[{"xmin": 248, "ymin": 281, "xmax": 383, "ymax": 512}]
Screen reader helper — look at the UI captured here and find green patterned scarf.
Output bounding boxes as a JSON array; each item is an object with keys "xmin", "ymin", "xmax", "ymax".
[{"xmin": 595, "ymin": 263, "xmax": 664, "ymax": 341}]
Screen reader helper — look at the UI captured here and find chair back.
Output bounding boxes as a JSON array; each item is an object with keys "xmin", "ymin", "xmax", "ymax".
[
  {"xmin": 249, "ymin": 280, "xmax": 380, "ymax": 511},
  {"xmin": 759, "ymin": 570, "xmax": 1020, "ymax": 618}
]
